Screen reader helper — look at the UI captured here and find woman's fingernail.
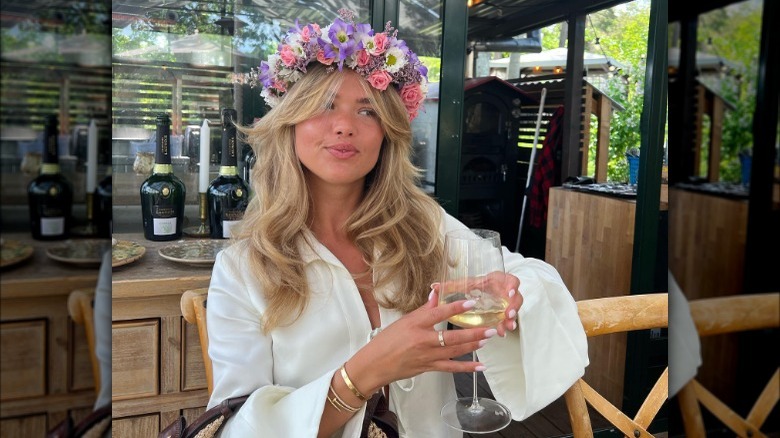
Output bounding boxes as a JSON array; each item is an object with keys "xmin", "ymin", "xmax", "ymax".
[
  {"xmin": 484, "ymin": 328, "xmax": 497, "ymax": 338},
  {"xmin": 475, "ymin": 365, "xmax": 487, "ymax": 372},
  {"xmin": 463, "ymin": 300, "xmax": 477, "ymax": 309},
  {"xmin": 507, "ymin": 309, "xmax": 517, "ymax": 319},
  {"xmin": 478, "ymin": 339, "xmax": 488, "ymax": 348},
  {"xmin": 512, "ymin": 321, "xmax": 517, "ymax": 331},
  {"xmin": 508, "ymin": 288, "xmax": 516, "ymax": 298},
  {"xmin": 428, "ymin": 290, "xmax": 435, "ymax": 301},
  {"xmin": 430, "ymin": 282, "xmax": 439, "ymax": 290}
]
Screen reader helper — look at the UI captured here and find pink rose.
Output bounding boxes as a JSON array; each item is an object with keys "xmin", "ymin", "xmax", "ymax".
[
  {"xmin": 371, "ymin": 33, "xmax": 389, "ymax": 55},
  {"xmin": 272, "ymin": 79, "xmax": 287, "ymax": 92},
  {"xmin": 400, "ymin": 83, "xmax": 424, "ymax": 108},
  {"xmin": 366, "ymin": 70, "xmax": 392, "ymax": 91},
  {"xmin": 316, "ymin": 50, "xmax": 335, "ymax": 65},
  {"xmin": 356, "ymin": 50, "xmax": 371, "ymax": 67},
  {"xmin": 279, "ymin": 45, "xmax": 297, "ymax": 67},
  {"xmin": 300, "ymin": 26, "xmax": 312, "ymax": 42},
  {"xmin": 407, "ymin": 108, "xmax": 419, "ymax": 121}
]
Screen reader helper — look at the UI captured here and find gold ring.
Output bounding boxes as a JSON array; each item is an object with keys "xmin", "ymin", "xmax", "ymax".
[{"xmin": 438, "ymin": 330, "xmax": 446, "ymax": 347}]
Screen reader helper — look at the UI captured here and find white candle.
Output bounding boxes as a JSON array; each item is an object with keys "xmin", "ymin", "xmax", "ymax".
[
  {"xmin": 86, "ymin": 119, "xmax": 98, "ymax": 193},
  {"xmin": 199, "ymin": 119, "xmax": 210, "ymax": 193}
]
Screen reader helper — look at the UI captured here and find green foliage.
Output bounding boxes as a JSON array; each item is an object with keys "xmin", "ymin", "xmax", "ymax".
[
  {"xmin": 698, "ymin": 3, "xmax": 762, "ymax": 182},
  {"xmin": 419, "ymin": 56, "xmax": 442, "ymax": 83}
]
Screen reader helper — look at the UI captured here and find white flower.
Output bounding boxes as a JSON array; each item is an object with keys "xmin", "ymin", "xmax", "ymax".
[
  {"xmin": 260, "ymin": 88, "xmax": 281, "ymax": 108},
  {"xmin": 384, "ymin": 46, "xmax": 407, "ymax": 73}
]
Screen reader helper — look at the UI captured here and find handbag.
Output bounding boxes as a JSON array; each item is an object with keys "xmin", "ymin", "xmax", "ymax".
[
  {"xmin": 158, "ymin": 391, "xmax": 398, "ymax": 438},
  {"xmin": 47, "ymin": 405, "xmax": 112, "ymax": 438},
  {"xmin": 158, "ymin": 395, "xmax": 248, "ymax": 438},
  {"xmin": 361, "ymin": 391, "xmax": 399, "ymax": 438}
]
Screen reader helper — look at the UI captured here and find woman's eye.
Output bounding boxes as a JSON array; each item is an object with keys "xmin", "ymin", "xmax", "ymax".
[{"xmin": 358, "ymin": 108, "xmax": 377, "ymax": 117}]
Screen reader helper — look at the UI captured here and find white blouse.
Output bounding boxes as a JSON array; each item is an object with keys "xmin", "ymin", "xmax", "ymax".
[{"xmin": 206, "ymin": 212, "xmax": 588, "ymax": 437}]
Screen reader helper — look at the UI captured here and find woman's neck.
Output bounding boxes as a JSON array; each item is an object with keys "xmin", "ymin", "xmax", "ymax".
[{"xmin": 307, "ymin": 180, "xmax": 364, "ymax": 240}]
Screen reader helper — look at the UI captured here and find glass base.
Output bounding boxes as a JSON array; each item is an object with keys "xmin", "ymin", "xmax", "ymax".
[
  {"xmin": 71, "ymin": 224, "xmax": 98, "ymax": 237},
  {"xmin": 441, "ymin": 396, "xmax": 511, "ymax": 434},
  {"xmin": 183, "ymin": 225, "xmax": 210, "ymax": 237}
]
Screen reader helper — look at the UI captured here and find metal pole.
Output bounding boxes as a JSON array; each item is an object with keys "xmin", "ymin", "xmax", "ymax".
[{"xmin": 515, "ymin": 87, "xmax": 547, "ymax": 252}]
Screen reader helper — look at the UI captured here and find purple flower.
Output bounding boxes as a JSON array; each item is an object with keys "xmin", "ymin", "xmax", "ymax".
[
  {"xmin": 326, "ymin": 18, "xmax": 358, "ymax": 68},
  {"xmin": 258, "ymin": 61, "xmax": 273, "ymax": 87}
]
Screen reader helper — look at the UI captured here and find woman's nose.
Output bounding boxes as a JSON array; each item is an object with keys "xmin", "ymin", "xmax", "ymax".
[{"xmin": 330, "ymin": 112, "xmax": 354, "ymax": 137}]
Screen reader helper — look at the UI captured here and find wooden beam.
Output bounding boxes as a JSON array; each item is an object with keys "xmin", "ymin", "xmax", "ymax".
[
  {"xmin": 595, "ymin": 94, "xmax": 611, "ymax": 182},
  {"xmin": 561, "ymin": 14, "xmax": 586, "ymax": 181},
  {"xmin": 708, "ymin": 96, "xmax": 724, "ymax": 181}
]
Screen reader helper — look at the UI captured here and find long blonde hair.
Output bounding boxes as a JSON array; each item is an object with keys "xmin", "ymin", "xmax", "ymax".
[{"xmin": 235, "ymin": 64, "xmax": 443, "ymax": 332}]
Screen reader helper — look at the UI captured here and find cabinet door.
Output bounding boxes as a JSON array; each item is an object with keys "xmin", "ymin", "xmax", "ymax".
[
  {"xmin": 112, "ymin": 414, "xmax": 159, "ymax": 437},
  {"xmin": 112, "ymin": 320, "xmax": 159, "ymax": 400},
  {"xmin": 0, "ymin": 320, "xmax": 46, "ymax": 400},
  {"xmin": 0, "ymin": 414, "xmax": 47, "ymax": 437},
  {"xmin": 181, "ymin": 319, "xmax": 207, "ymax": 391}
]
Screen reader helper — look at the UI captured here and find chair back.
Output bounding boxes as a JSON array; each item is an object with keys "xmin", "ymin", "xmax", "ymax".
[
  {"xmin": 565, "ymin": 293, "xmax": 669, "ymax": 438},
  {"xmin": 181, "ymin": 288, "xmax": 212, "ymax": 395},
  {"xmin": 67, "ymin": 289, "xmax": 100, "ymax": 391},
  {"xmin": 678, "ymin": 293, "xmax": 779, "ymax": 438}
]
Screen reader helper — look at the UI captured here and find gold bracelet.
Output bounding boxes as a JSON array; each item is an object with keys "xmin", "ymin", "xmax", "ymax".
[
  {"xmin": 327, "ymin": 385, "xmax": 360, "ymax": 413},
  {"xmin": 340, "ymin": 364, "xmax": 368, "ymax": 402}
]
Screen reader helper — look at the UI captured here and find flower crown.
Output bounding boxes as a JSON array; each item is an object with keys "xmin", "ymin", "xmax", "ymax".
[{"xmin": 240, "ymin": 9, "xmax": 428, "ymax": 121}]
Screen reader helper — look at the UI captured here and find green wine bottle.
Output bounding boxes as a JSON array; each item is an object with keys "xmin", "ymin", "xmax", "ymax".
[
  {"xmin": 140, "ymin": 113, "xmax": 186, "ymax": 241},
  {"xmin": 27, "ymin": 114, "xmax": 73, "ymax": 240},
  {"xmin": 207, "ymin": 109, "xmax": 249, "ymax": 239}
]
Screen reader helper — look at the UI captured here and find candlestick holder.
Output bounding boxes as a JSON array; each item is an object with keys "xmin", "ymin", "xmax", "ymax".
[
  {"xmin": 72, "ymin": 192, "xmax": 98, "ymax": 236},
  {"xmin": 184, "ymin": 192, "xmax": 210, "ymax": 237}
]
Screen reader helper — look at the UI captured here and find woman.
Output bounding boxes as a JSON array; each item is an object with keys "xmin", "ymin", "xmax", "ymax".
[{"xmin": 207, "ymin": 11, "xmax": 588, "ymax": 437}]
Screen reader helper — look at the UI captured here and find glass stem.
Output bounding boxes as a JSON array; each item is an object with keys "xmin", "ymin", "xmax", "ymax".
[{"xmin": 470, "ymin": 351, "xmax": 482, "ymax": 410}]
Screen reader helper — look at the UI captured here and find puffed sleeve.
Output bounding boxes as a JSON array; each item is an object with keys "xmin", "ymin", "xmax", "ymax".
[
  {"xmin": 206, "ymin": 244, "xmax": 367, "ymax": 437},
  {"xmin": 440, "ymin": 212, "xmax": 588, "ymax": 421}
]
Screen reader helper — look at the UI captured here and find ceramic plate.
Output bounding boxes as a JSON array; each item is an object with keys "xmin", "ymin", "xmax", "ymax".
[
  {"xmin": 158, "ymin": 240, "xmax": 227, "ymax": 266},
  {"xmin": 112, "ymin": 240, "xmax": 147, "ymax": 268},
  {"xmin": 46, "ymin": 239, "xmax": 108, "ymax": 266},
  {"xmin": 1, "ymin": 240, "xmax": 34, "ymax": 269}
]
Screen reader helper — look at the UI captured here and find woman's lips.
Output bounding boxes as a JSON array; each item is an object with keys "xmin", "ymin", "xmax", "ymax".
[{"xmin": 326, "ymin": 144, "xmax": 358, "ymax": 159}]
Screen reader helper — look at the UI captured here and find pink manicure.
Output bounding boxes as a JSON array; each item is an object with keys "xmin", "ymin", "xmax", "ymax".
[
  {"xmin": 508, "ymin": 288, "xmax": 516, "ymax": 298},
  {"xmin": 463, "ymin": 300, "xmax": 477, "ymax": 309},
  {"xmin": 507, "ymin": 309, "xmax": 517, "ymax": 319},
  {"xmin": 475, "ymin": 365, "xmax": 487, "ymax": 372}
]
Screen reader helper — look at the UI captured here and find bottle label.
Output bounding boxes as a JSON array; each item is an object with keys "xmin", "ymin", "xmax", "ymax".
[
  {"xmin": 153, "ymin": 217, "xmax": 177, "ymax": 235},
  {"xmin": 40, "ymin": 217, "xmax": 65, "ymax": 236},
  {"xmin": 222, "ymin": 220, "xmax": 241, "ymax": 238}
]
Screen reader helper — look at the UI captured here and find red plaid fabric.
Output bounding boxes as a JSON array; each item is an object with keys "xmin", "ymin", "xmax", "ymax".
[{"xmin": 528, "ymin": 105, "xmax": 564, "ymax": 228}]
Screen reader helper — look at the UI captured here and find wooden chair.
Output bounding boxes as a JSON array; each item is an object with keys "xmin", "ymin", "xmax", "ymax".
[
  {"xmin": 678, "ymin": 293, "xmax": 780, "ymax": 438},
  {"xmin": 67, "ymin": 289, "xmax": 100, "ymax": 391},
  {"xmin": 181, "ymin": 288, "xmax": 213, "ymax": 395},
  {"xmin": 565, "ymin": 293, "xmax": 669, "ymax": 438}
]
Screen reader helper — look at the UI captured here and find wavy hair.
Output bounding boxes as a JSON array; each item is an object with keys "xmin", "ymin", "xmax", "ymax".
[{"xmin": 234, "ymin": 64, "xmax": 443, "ymax": 332}]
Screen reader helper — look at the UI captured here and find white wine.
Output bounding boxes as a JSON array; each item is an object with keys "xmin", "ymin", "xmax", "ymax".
[
  {"xmin": 449, "ymin": 309, "xmax": 507, "ymax": 329},
  {"xmin": 443, "ymin": 292, "xmax": 507, "ymax": 328}
]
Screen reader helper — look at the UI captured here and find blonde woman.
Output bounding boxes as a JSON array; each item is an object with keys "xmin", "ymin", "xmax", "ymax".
[{"xmin": 207, "ymin": 10, "xmax": 588, "ymax": 437}]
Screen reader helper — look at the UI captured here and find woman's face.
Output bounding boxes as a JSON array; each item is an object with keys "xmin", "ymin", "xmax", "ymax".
[{"xmin": 294, "ymin": 71, "xmax": 385, "ymax": 190}]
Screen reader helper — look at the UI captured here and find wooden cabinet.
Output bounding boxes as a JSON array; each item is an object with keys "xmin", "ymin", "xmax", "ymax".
[
  {"xmin": 0, "ymin": 234, "xmax": 98, "ymax": 435},
  {"xmin": 111, "ymin": 233, "xmax": 212, "ymax": 435},
  {"xmin": 545, "ymin": 187, "xmax": 637, "ymax": 408}
]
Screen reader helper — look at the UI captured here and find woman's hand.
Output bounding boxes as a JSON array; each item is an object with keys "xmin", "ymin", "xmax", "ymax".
[
  {"xmin": 348, "ymin": 290, "xmax": 497, "ymax": 392},
  {"xmin": 433, "ymin": 272, "xmax": 523, "ymax": 337}
]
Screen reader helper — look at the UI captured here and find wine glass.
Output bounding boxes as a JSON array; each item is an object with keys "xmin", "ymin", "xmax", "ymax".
[{"xmin": 439, "ymin": 228, "xmax": 512, "ymax": 433}]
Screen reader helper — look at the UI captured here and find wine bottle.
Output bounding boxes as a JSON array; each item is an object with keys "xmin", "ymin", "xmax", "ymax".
[
  {"xmin": 95, "ymin": 166, "xmax": 112, "ymax": 238},
  {"xmin": 140, "ymin": 113, "xmax": 186, "ymax": 241},
  {"xmin": 207, "ymin": 109, "xmax": 249, "ymax": 239},
  {"xmin": 27, "ymin": 114, "xmax": 73, "ymax": 240}
]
